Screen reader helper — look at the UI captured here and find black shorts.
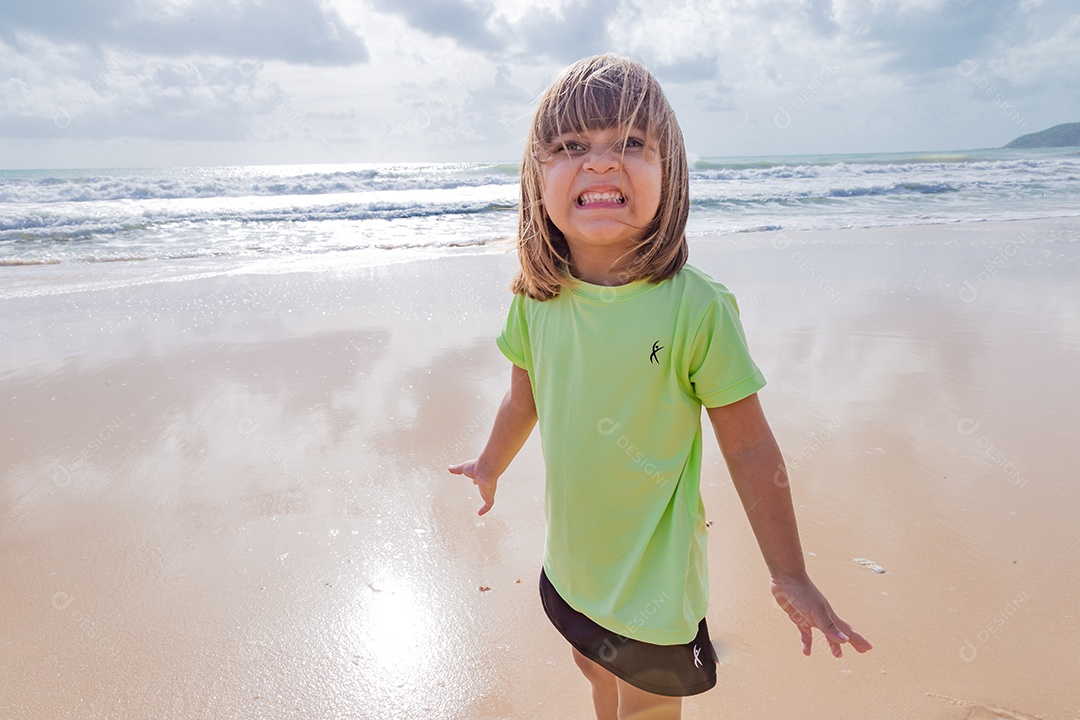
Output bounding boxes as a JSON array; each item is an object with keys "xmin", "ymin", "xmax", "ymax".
[{"xmin": 539, "ymin": 568, "xmax": 717, "ymax": 697}]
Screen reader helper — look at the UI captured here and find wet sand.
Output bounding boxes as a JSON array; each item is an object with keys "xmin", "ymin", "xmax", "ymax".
[{"xmin": 2, "ymin": 217, "xmax": 1079, "ymax": 719}]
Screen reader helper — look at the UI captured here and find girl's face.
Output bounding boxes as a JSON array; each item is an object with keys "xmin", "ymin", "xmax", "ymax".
[{"xmin": 539, "ymin": 126, "xmax": 662, "ymax": 260}]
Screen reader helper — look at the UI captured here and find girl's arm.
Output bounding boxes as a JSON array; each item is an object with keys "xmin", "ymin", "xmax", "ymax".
[
  {"xmin": 449, "ymin": 364, "xmax": 537, "ymax": 515},
  {"xmin": 706, "ymin": 393, "xmax": 872, "ymax": 657}
]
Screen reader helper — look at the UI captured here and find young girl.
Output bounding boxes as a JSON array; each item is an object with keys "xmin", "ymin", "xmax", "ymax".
[{"xmin": 449, "ymin": 55, "xmax": 871, "ymax": 719}]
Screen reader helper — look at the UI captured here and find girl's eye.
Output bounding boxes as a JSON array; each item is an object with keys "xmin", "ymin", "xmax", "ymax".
[
  {"xmin": 623, "ymin": 137, "xmax": 645, "ymax": 149},
  {"xmin": 561, "ymin": 140, "xmax": 585, "ymax": 152}
]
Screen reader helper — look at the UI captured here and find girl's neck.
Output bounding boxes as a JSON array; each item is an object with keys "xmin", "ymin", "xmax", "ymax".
[{"xmin": 568, "ymin": 248, "xmax": 633, "ymax": 286}]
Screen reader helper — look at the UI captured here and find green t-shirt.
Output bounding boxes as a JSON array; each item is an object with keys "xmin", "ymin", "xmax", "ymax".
[{"xmin": 497, "ymin": 264, "xmax": 766, "ymax": 645}]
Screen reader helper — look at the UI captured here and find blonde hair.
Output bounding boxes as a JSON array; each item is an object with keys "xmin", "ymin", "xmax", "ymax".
[{"xmin": 512, "ymin": 54, "xmax": 690, "ymax": 300}]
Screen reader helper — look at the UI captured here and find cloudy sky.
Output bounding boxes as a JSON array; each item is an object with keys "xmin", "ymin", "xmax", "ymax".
[{"xmin": 1, "ymin": 0, "xmax": 1077, "ymax": 168}]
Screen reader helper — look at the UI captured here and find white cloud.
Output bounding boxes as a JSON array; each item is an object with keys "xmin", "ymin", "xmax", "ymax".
[
  {"xmin": 0, "ymin": 0, "xmax": 369, "ymax": 65},
  {"xmin": 370, "ymin": 0, "xmax": 507, "ymax": 52},
  {"xmin": 0, "ymin": 39, "xmax": 292, "ymax": 142},
  {"xmin": 988, "ymin": 12, "xmax": 1080, "ymax": 86}
]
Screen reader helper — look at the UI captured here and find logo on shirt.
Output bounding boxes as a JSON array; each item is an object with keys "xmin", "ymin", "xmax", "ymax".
[{"xmin": 650, "ymin": 340, "xmax": 664, "ymax": 364}]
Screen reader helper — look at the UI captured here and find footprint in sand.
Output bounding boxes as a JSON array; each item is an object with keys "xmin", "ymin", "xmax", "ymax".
[{"xmin": 925, "ymin": 692, "xmax": 1044, "ymax": 720}]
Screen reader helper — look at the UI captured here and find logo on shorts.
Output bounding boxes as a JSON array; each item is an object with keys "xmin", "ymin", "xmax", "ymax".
[
  {"xmin": 650, "ymin": 341, "xmax": 663, "ymax": 364},
  {"xmin": 693, "ymin": 644, "xmax": 703, "ymax": 668}
]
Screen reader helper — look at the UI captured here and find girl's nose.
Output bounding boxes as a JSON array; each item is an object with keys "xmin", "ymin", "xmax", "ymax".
[{"xmin": 583, "ymin": 144, "xmax": 620, "ymax": 173}]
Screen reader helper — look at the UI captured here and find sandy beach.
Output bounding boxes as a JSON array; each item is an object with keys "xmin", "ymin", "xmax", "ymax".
[{"xmin": 2, "ymin": 217, "xmax": 1078, "ymax": 719}]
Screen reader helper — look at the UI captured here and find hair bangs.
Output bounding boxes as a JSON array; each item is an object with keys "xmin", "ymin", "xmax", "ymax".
[{"xmin": 535, "ymin": 57, "xmax": 658, "ymax": 152}]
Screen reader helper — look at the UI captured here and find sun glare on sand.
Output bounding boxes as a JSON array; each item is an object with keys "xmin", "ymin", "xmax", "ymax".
[
  {"xmin": 354, "ymin": 572, "xmax": 428, "ymax": 677},
  {"xmin": 338, "ymin": 553, "xmax": 490, "ymax": 716}
]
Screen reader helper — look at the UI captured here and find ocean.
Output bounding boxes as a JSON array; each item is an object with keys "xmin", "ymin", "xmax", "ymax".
[{"xmin": 2, "ymin": 146, "xmax": 1078, "ymax": 298}]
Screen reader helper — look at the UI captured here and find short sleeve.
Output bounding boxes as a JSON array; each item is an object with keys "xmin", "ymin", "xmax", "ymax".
[
  {"xmin": 496, "ymin": 293, "xmax": 531, "ymax": 370},
  {"xmin": 688, "ymin": 289, "xmax": 766, "ymax": 407}
]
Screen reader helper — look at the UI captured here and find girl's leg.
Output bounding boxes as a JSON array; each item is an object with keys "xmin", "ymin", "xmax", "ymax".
[
  {"xmin": 615, "ymin": 677, "xmax": 682, "ymax": 720},
  {"xmin": 571, "ymin": 648, "xmax": 683, "ymax": 720},
  {"xmin": 572, "ymin": 648, "xmax": 618, "ymax": 720}
]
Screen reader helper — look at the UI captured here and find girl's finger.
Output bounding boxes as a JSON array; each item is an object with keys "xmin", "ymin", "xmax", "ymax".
[
  {"xmin": 840, "ymin": 626, "xmax": 874, "ymax": 653},
  {"xmin": 820, "ymin": 619, "xmax": 849, "ymax": 644}
]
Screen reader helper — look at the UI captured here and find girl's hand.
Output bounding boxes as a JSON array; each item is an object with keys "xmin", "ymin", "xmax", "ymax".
[
  {"xmin": 448, "ymin": 460, "xmax": 499, "ymax": 516},
  {"xmin": 770, "ymin": 575, "xmax": 873, "ymax": 657}
]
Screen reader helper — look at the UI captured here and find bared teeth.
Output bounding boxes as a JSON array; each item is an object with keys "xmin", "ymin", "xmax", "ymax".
[{"xmin": 577, "ymin": 191, "xmax": 625, "ymax": 205}]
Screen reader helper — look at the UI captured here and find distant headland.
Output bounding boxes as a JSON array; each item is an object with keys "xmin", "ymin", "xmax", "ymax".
[{"xmin": 1004, "ymin": 122, "xmax": 1080, "ymax": 149}]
